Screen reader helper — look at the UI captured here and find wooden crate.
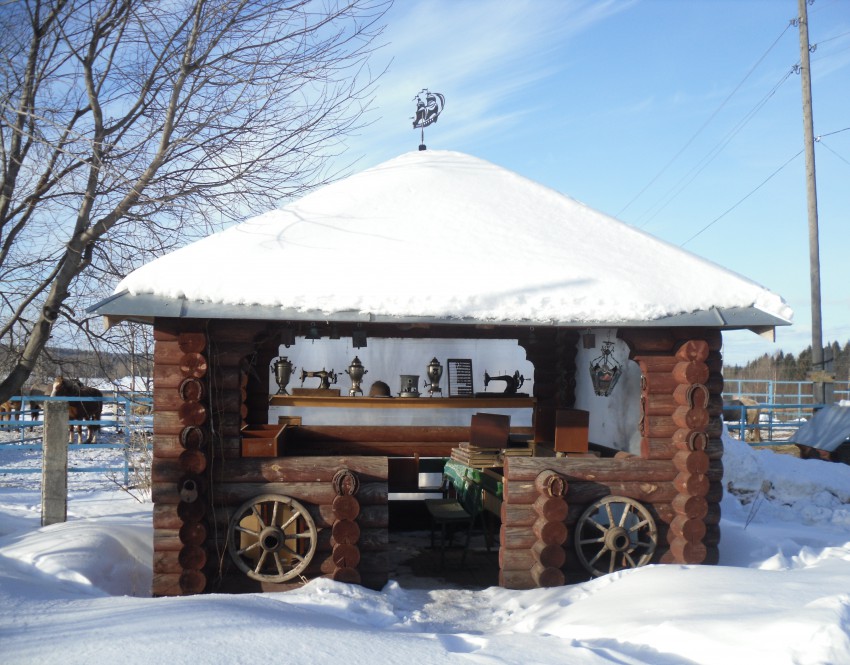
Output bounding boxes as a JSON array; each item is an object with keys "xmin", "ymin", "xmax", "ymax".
[
  {"xmin": 554, "ymin": 409, "xmax": 589, "ymax": 453},
  {"xmin": 241, "ymin": 424, "xmax": 286, "ymax": 457}
]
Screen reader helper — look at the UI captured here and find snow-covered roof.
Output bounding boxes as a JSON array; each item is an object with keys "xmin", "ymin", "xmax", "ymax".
[{"xmin": 93, "ymin": 150, "xmax": 792, "ymax": 331}]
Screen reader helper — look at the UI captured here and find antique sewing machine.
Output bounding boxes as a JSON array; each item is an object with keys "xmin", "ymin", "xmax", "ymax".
[
  {"xmin": 483, "ymin": 370, "xmax": 525, "ymax": 395},
  {"xmin": 300, "ymin": 368, "xmax": 338, "ymax": 390}
]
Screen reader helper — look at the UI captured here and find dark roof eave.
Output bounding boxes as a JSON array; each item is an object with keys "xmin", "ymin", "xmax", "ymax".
[{"xmin": 89, "ymin": 291, "xmax": 791, "ymax": 333}]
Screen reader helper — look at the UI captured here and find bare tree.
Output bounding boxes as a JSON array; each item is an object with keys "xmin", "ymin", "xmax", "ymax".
[{"xmin": 0, "ymin": 0, "xmax": 389, "ymax": 401}]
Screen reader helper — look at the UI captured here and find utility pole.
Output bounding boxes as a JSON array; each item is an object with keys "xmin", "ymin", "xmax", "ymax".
[{"xmin": 796, "ymin": 0, "xmax": 831, "ymax": 404}]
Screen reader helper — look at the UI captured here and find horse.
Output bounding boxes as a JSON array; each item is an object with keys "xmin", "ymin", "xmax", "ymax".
[
  {"xmin": 0, "ymin": 400, "xmax": 13, "ymax": 428},
  {"xmin": 50, "ymin": 377, "xmax": 103, "ymax": 443},
  {"xmin": 722, "ymin": 396, "xmax": 762, "ymax": 442}
]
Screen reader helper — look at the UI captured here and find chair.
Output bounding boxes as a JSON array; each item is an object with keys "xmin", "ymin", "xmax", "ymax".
[{"xmin": 424, "ymin": 477, "xmax": 481, "ymax": 568}]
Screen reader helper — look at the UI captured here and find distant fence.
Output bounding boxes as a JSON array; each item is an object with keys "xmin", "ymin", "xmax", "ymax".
[
  {"xmin": 0, "ymin": 393, "xmax": 152, "ymax": 484},
  {"xmin": 722, "ymin": 379, "xmax": 849, "ymax": 444}
]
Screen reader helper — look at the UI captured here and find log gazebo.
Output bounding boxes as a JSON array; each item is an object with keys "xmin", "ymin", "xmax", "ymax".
[{"xmin": 91, "ymin": 150, "xmax": 791, "ymax": 596}]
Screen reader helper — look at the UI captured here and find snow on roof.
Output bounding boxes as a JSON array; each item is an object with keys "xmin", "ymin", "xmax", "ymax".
[{"xmin": 108, "ymin": 150, "xmax": 792, "ymax": 327}]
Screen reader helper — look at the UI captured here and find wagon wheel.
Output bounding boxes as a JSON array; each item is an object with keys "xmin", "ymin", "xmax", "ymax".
[
  {"xmin": 574, "ymin": 496, "xmax": 658, "ymax": 577},
  {"xmin": 227, "ymin": 493, "xmax": 318, "ymax": 583}
]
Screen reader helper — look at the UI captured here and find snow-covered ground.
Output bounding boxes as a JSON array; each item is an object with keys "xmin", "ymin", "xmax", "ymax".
[{"xmin": 1, "ymin": 430, "xmax": 849, "ymax": 665}]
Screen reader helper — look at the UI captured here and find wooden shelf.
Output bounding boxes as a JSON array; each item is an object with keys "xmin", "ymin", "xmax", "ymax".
[{"xmin": 269, "ymin": 395, "xmax": 535, "ymax": 409}]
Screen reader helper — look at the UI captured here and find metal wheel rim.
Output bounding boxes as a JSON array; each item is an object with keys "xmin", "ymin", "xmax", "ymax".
[
  {"xmin": 227, "ymin": 493, "xmax": 318, "ymax": 583},
  {"xmin": 575, "ymin": 496, "xmax": 658, "ymax": 577}
]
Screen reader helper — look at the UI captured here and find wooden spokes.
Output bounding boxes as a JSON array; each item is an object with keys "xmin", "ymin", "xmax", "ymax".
[
  {"xmin": 227, "ymin": 493, "xmax": 318, "ymax": 583},
  {"xmin": 575, "ymin": 496, "xmax": 657, "ymax": 577}
]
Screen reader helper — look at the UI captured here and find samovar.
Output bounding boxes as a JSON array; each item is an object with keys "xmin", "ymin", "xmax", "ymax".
[
  {"xmin": 271, "ymin": 356, "xmax": 295, "ymax": 395},
  {"xmin": 424, "ymin": 357, "xmax": 443, "ymax": 397},
  {"xmin": 345, "ymin": 356, "xmax": 368, "ymax": 396}
]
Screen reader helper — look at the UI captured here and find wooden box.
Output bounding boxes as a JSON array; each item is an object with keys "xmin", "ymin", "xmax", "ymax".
[
  {"xmin": 470, "ymin": 412, "xmax": 511, "ymax": 449},
  {"xmin": 241, "ymin": 424, "xmax": 286, "ymax": 457},
  {"xmin": 554, "ymin": 409, "xmax": 589, "ymax": 453}
]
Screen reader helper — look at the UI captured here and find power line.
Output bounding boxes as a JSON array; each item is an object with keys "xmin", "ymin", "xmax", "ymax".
[
  {"xmin": 616, "ymin": 23, "xmax": 793, "ymax": 219},
  {"xmin": 679, "ymin": 149, "xmax": 803, "ymax": 247},
  {"xmin": 635, "ymin": 67, "xmax": 796, "ymax": 229}
]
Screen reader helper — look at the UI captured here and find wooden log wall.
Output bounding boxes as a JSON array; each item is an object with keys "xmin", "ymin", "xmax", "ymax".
[
  {"xmin": 209, "ymin": 457, "xmax": 389, "ymax": 592},
  {"xmin": 151, "ymin": 325, "xmax": 211, "ymax": 597},
  {"xmin": 498, "ymin": 328, "xmax": 725, "ymax": 588},
  {"xmin": 624, "ymin": 328, "xmax": 724, "ymax": 567},
  {"xmin": 498, "ymin": 466, "xmax": 569, "ymax": 589}
]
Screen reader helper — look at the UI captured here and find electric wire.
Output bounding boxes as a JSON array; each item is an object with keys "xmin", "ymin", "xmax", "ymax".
[
  {"xmin": 616, "ymin": 23, "xmax": 793, "ymax": 219},
  {"xmin": 635, "ymin": 66, "xmax": 796, "ymax": 229},
  {"xmin": 679, "ymin": 149, "xmax": 803, "ymax": 247}
]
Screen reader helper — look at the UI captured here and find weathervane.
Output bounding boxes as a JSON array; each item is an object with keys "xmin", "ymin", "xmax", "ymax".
[{"xmin": 412, "ymin": 89, "xmax": 445, "ymax": 150}]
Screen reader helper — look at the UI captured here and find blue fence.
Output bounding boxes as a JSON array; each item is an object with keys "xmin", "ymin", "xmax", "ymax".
[{"xmin": 0, "ymin": 393, "xmax": 153, "ymax": 485}]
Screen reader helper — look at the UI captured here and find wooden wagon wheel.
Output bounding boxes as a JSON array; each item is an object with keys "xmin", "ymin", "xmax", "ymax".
[
  {"xmin": 227, "ymin": 493, "xmax": 317, "ymax": 583},
  {"xmin": 574, "ymin": 496, "xmax": 658, "ymax": 577}
]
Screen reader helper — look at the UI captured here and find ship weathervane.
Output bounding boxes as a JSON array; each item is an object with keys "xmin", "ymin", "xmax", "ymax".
[{"xmin": 412, "ymin": 89, "xmax": 445, "ymax": 150}]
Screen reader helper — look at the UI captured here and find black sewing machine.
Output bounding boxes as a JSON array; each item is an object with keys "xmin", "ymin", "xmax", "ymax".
[
  {"xmin": 481, "ymin": 370, "xmax": 527, "ymax": 396},
  {"xmin": 300, "ymin": 368, "xmax": 338, "ymax": 390}
]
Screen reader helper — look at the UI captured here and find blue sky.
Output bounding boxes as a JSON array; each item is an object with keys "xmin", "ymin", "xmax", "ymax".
[{"xmin": 341, "ymin": 0, "xmax": 850, "ymax": 367}]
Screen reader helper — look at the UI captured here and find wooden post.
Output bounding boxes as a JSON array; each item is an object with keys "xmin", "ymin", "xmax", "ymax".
[{"xmin": 42, "ymin": 400, "xmax": 69, "ymax": 526}]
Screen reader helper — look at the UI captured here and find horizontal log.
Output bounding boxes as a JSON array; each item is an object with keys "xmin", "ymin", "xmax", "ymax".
[
  {"xmin": 531, "ymin": 562, "xmax": 565, "ymax": 588},
  {"xmin": 285, "ymin": 441, "xmax": 457, "ymax": 458},
  {"xmin": 669, "ymin": 515, "xmax": 707, "ymax": 542},
  {"xmin": 706, "ymin": 350, "xmax": 723, "ymax": 373},
  {"xmin": 674, "ymin": 340, "xmax": 709, "ymax": 363},
  {"xmin": 211, "ymin": 456, "xmax": 389, "ymax": 484},
  {"xmin": 332, "ymin": 495, "xmax": 360, "ymax": 521},
  {"xmin": 706, "ymin": 371, "xmax": 724, "ymax": 395},
  {"xmin": 566, "ymin": 480, "xmax": 680, "ymax": 505},
  {"xmin": 331, "ymin": 519, "xmax": 360, "ymax": 546},
  {"xmin": 640, "ymin": 435, "xmax": 722, "ymax": 460},
  {"xmin": 153, "ymin": 503, "xmax": 183, "ymax": 529},
  {"xmin": 179, "ymin": 449, "xmax": 207, "ymax": 475},
  {"xmin": 532, "ymin": 541, "xmax": 566, "ymax": 568},
  {"xmin": 287, "ymin": 425, "xmax": 474, "ymax": 443},
  {"xmin": 505, "ymin": 456, "xmax": 679, "ymax": 483},
  {"xmin": 671, "ymin": 494, "xmax": 708, "ymax": 520},
  {"xmin": 330, "ymin": 544, "xmax": 361, "ymax": 570},
  {"xmin": 672, "ymin": 405, "xmax": 709, "ymax": 431},
  {"xmin": 210, "ymin": 481, "xmax": 387, "ymax": 509},
  {"xmin": 499, "ymin": 547, "xmax": 535, "ymax": 570},
  {"xmin": 533, "ymin": 495, "xmax": 568, "ymax": 522},
  {"xmin": 153, "ymin": 547, "xmax": 206, "ymax": 574},
  {"xmin": 154, "ymin": 529, "xmax": 182, "ymax": 552},
  {"xmin": 180, "ymin": 521, "xmax": 207, "ymax": 546},
  {"xmin": 500, "ymin": 525, "xmax": 535, "ymax": 550},
  {"xmin": 331, "ymin": 567, "xmax": 361, "ymax": 585},
  {"xmin": 534, "ymin": 516, "xmax": 568, "ymax": 545},
  {"xmin": 498, "ymin": 569, "xmax": 537, "ymax": 590},
  {"xmin": 620, "ymin": 329, "xmax": 677, "ymax": 353},
  {"xmin": 177, "ymin": 500, "xmax": 206, "ymax": 522},
  {"xmin": 674, "ymin": 472, "xmax": 709, "ymax": 497},
  {"xmin": 669, "ymin": 536, "xmax": 707, "ymax": 564},
  {"xmin": 672, "ymin": 361, "xmax": 709, "ymax": 385},
  {"xmin": 154, "ymin": 410, "xmax": 241, "ymax": 436},
  {"xmin": 673, "ymin": 450, "xmax": 710, "ymax": 475},
  {"xmin": 152, "ymin": 571, "xmax": 206, "ymax": 597},
  {"xmin": 155, "ymin": 364, "xmax": 244, "ymax": 391}
]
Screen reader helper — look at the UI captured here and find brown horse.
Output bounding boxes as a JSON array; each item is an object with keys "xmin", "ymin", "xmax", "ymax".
[
  {"xmin": 722, "ymin": 396, "xmax": 762, "ymax": 442},
  {"xmin": 50, "ymin": 377, "xmax": 103, "ymax": 443},
  {"xmin": 0, "ymin": 400, "xmax": 13, "ymax": 427}
]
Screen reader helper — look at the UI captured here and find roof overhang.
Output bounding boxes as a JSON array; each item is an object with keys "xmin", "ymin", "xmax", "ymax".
[{"xmin": 89, "ymin": 290, "xmax": 790, "ymax": 338}]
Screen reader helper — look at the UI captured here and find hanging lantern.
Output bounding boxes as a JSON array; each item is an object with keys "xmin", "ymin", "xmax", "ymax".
[{"xmin": 589, "ymin": 340, "xmax": 622, "ymax": 397}]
